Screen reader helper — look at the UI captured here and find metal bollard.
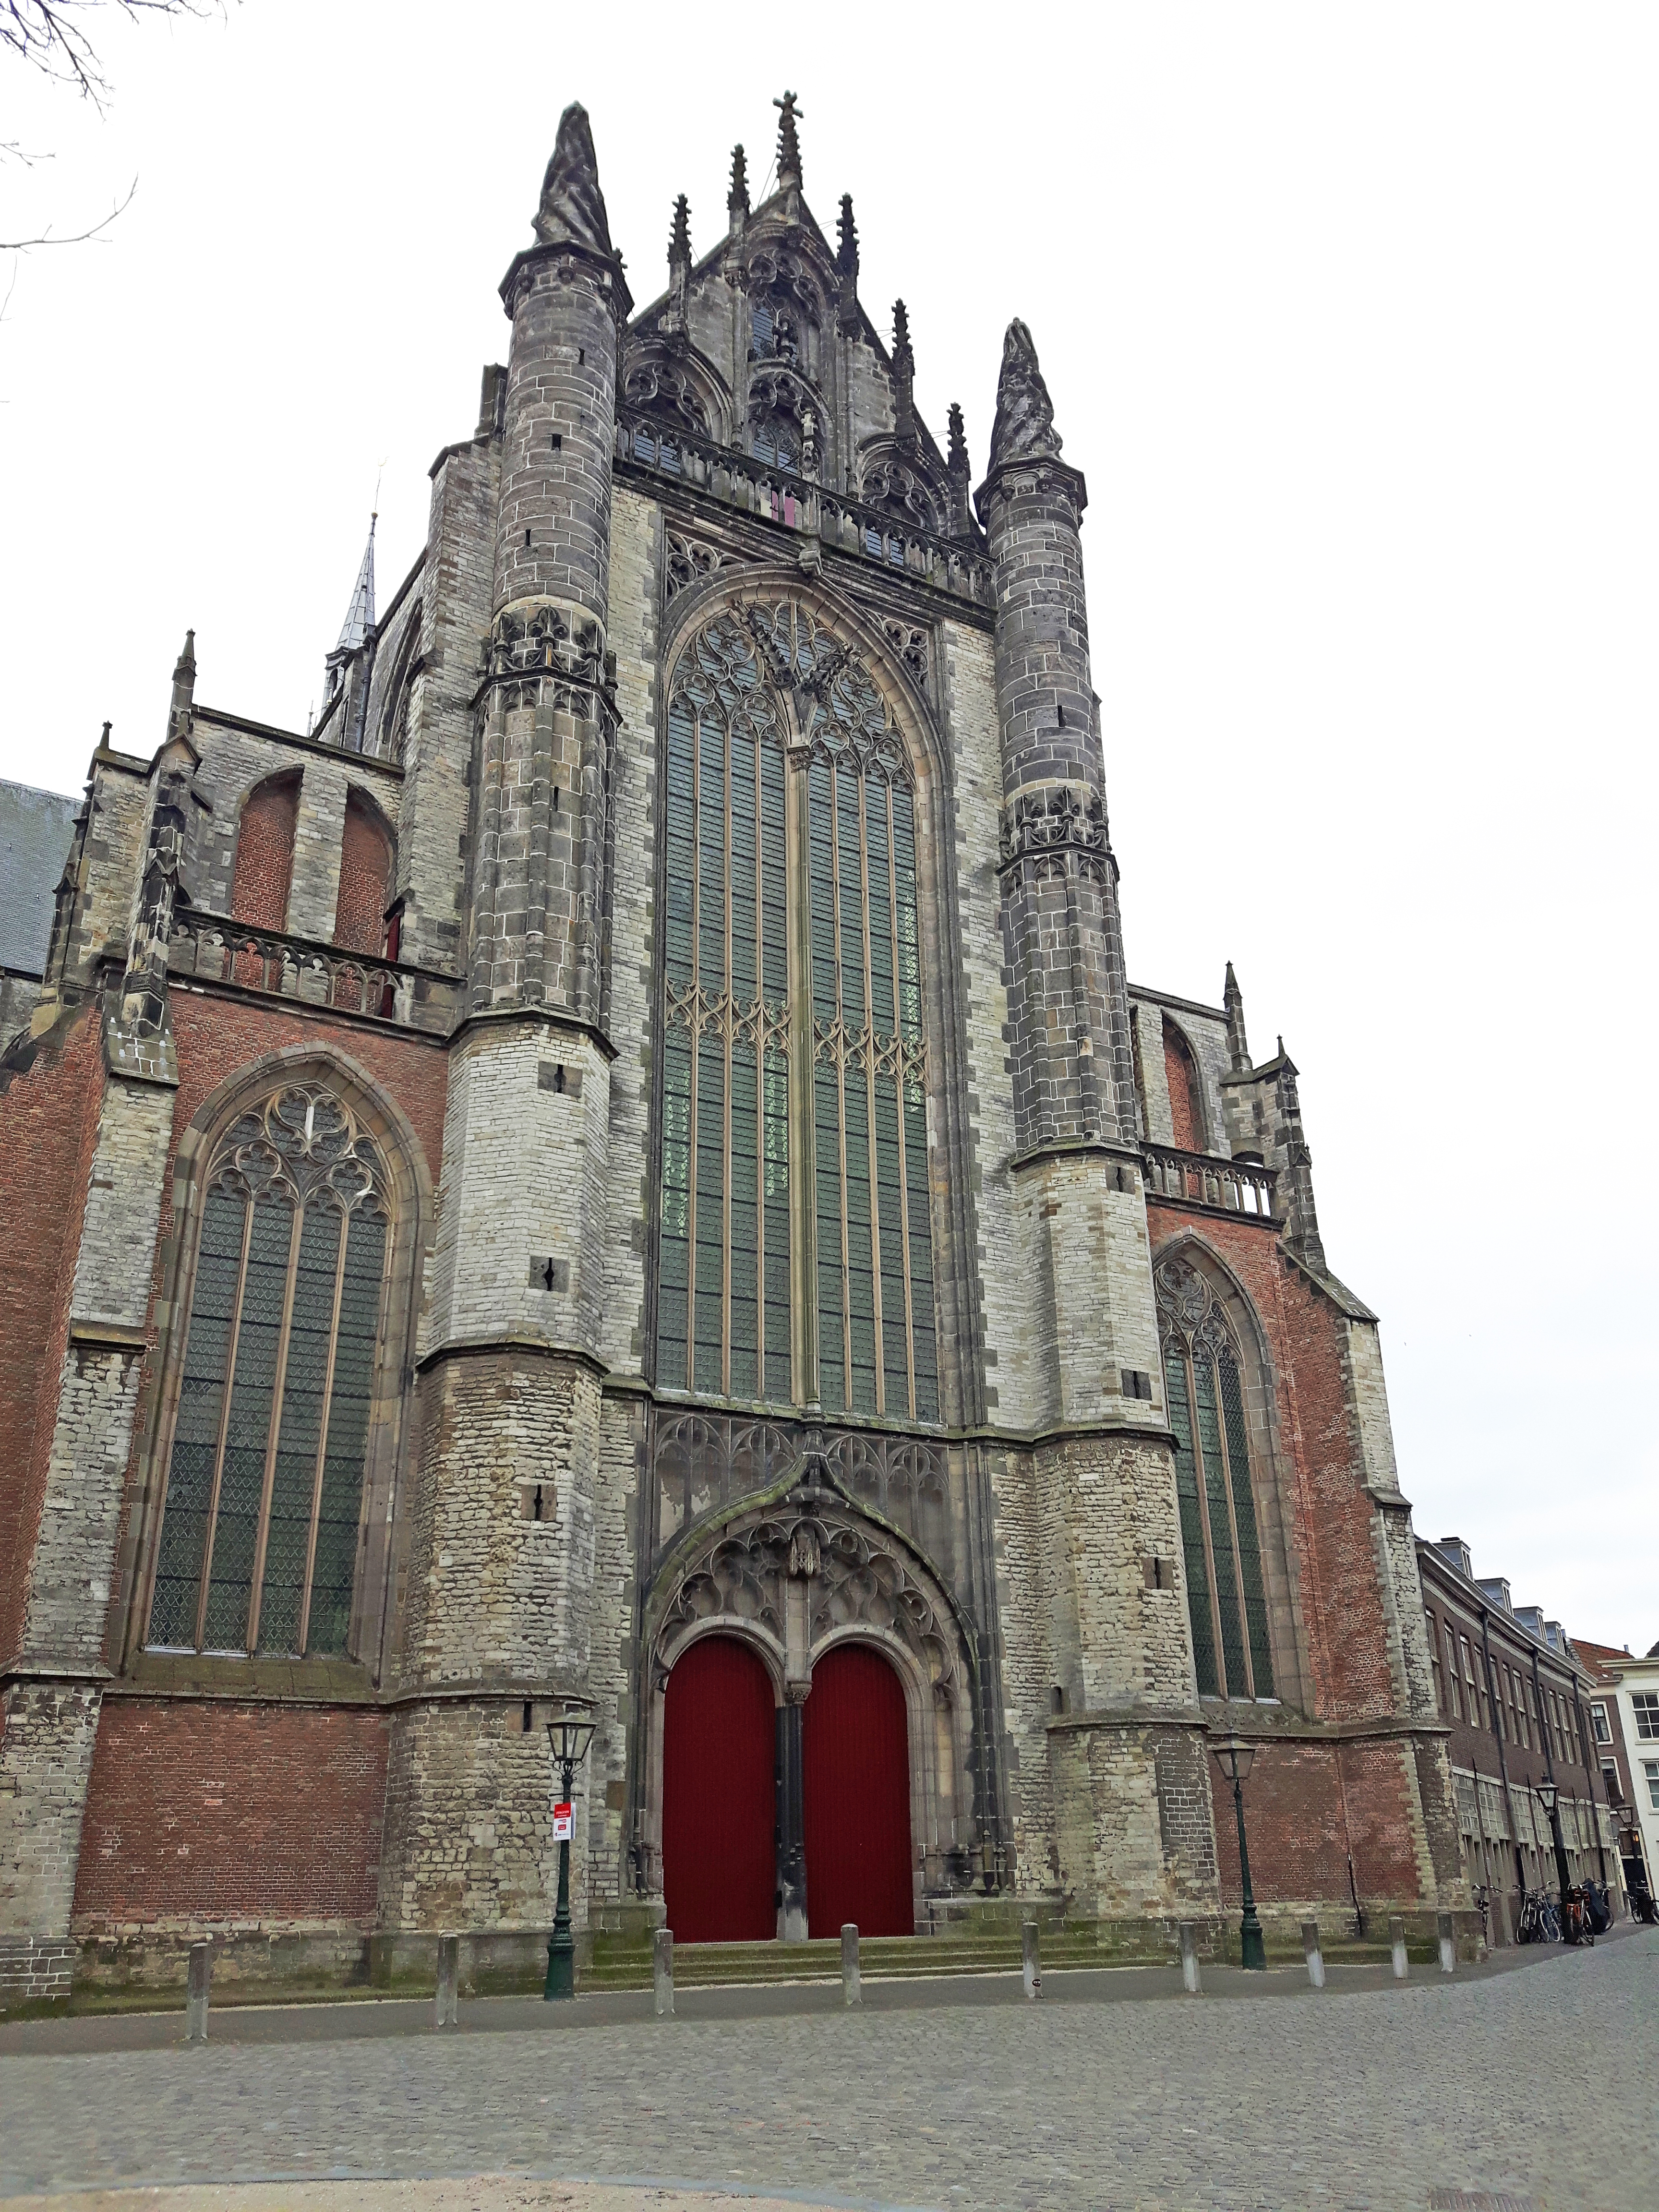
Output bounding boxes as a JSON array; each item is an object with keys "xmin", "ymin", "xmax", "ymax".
[
  {"xmin": 1178, "ymin": 1921, "xmax": 1202, "ymax": 1995},
  {"xmin": 1437, "ymin": 1911, "xmax": 1456, "ymax": 1975},
  {"xmin": 841, "ymin": 1923, "xmax": 861, "ymax": 2007},
  {"xmin": 434, "ymin": 1934, "xmax": 459, "ymax": 2028},
  {"xmin": 653, "ymin": 1926, "xmax": 674, "ymax": 2019},
  {"xmin": 185, "ymin": 1940, "xmax": 212, "ymax": 2043},
  {"xmin": 1022, "ymin": 1920, "xmax": 1042, "ymax": 2000},
  {"xmin": 1389, "ymin": 1914, "xmax": 1408, "ymax": 1981},
  {"xmin": 1301, "ymin": 1920, "xmax": 1325, "ymax": 1990}
]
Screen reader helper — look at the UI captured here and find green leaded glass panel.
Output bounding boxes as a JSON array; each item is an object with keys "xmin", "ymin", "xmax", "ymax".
[
  {"xmin": 815, "ymin": 1060, "xmax": 846, "ymax": 1412},
  {"xmin": 256, "ymin": 1203, "xmax": 341, "ymax": 1653},
  {"xmin": 1218, "ymin": 1349, "xmax": 1274, "ymax": 1697},
  {"xmin": 308, "ymin": 1209, "xmax": 385, "ymax": 1655},
  {"xmin": 202, "ymin": 1196, "xmax": 293, "ymax": 1649},
  {"xmin": 655, "ymin": 604, "xmax": 938, "ymax": 1423},
  {"xmin": 1193, "ymin": 1354, "xmax": 1246, "ymax": 1699},
  {"xmin": 1166, "ymin": 1348, "xmax": 1218, "ymax": 1696},
  {"xmin": 146, "ymin": 1086, "xmax": 392, "ymax": 1661},
  {"xmin": 148, "ymin": 1188, "xmax": 245, "ymax": 1647},
  {"xmin": 656, "ymin": 1031, "xmax": 692, "ymax": 1387}
]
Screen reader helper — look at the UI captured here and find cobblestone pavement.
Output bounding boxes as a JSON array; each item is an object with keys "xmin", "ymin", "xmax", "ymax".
[{"xmin": 2, "ymin": 1930, "xmax": 1653, "ymax": 2212}]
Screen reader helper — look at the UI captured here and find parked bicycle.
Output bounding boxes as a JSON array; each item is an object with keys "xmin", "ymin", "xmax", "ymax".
[
  {"xmin": 1561, "ymin": 1886, "xmax": 1595, "ymax": 1946},
  {"xmin": 1472, "ymin": 1883, "xmax": 1492, "ymax": 1948},
  {"xmin": 1517, "ymin": 1889, "xmax": 1562, "ymax": 1944}
]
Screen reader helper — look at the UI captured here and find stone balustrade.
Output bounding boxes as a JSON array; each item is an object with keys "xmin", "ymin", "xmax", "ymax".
[
  {"xmin": 168, "ymin": 912, "xmax": 458, "ymax": 1034},
  {"xmin": 1142, "ymin": 1142, "xmax": 1278, "ymax": 1221},
  {"xmin": 616, "ymin": 414, "xmax": 995, "ymax": 609}
]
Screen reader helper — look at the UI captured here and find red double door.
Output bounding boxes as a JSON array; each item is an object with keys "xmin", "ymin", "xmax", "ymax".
[{"xmin": 661, "ymin": 1635, "xmax": 914, "ymax": 1943}]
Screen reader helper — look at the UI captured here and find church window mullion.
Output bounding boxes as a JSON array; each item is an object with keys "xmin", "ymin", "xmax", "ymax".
[
  {"xmin": 884, "ymin": 781, "xmax": 916, "ymax": 1420},
  {"xmin": 856, "ymin": 773, "xmax": 887, "ymax": 1419},
  {"xmin": 243, "ymin": 1201, "xmax": 306, "ymax": 1652},
  {"xmin": 190, "ymin": 1196, "xmax": 256, "ymax": 1653},
  {"xmin": 1192, "ymin": 1352, "xmax": 1246, "ymax": 1699},
  {"xmin": 295, "ymin": 1206, "xmax": 350, "ymax": 1651},
  {"xmin": 201, "ymin": 1196, "xmax": 295, "ymax": 1652}
]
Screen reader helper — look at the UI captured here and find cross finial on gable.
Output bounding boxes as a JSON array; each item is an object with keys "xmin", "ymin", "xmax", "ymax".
[{"xmin": 774, "ymin": 91, "xmax": 803, "ymax": 189}]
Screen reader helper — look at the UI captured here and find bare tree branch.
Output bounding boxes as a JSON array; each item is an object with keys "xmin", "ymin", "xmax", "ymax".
[
  {"xmin": 0, "ymin": 168, "xmax": 133, "ymax": 247},
  {"xmin": 2, "ymin": 1, "xmax": 222, "ymax": 112}
]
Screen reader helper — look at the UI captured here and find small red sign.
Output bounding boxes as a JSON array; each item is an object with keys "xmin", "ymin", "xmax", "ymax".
[{"xmin": 553, "ymin": 1801, "xmax": 573, "ymax": 1841}]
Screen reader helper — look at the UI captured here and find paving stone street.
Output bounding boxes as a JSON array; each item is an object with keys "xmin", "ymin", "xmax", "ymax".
[{"xmin": 2, "ymin": 1930, "xmax": 1654, "ymax": 2212}]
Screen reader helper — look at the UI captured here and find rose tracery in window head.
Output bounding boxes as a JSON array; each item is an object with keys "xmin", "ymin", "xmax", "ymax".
[
  {"xmin": 739, "ymin": 600, "xmax": 914, "ymax": 789},
  {"xmin": 860, "ymin": 454, "xmax": 947, "ymax": 537},
  {"xmin": 208, "ymin": 1085, "xmax": 390, "ymax": 1219}
]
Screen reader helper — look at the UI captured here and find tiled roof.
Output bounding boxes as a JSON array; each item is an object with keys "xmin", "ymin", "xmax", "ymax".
[{"xmin": 0, "ymin": 778, "xmax": 79, "ymax": 976}]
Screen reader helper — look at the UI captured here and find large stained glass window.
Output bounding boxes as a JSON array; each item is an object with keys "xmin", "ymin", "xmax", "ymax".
[
  {"xmin": 656, "ymin": 601, "xmax": 938, "ymax": 1424},
  {"xmin": 147, "ymin": 1086, "xmax": 390, "ymax": 1658},
  {"xmin": 1155, "ymin": 1256, "xmax": 1274, "ymax": 1701}
]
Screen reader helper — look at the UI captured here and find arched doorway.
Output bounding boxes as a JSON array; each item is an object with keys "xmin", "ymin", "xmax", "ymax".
[
  {"xmin": 803, "ymin": 1643, "xmax": 914, "ymax": 1937},
  {"xmin": 661, "ymin": 1635, "xmax": 776, "ymax": 1943}
]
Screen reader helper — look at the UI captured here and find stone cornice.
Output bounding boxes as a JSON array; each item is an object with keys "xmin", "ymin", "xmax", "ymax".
[
  {"xmin": 498, "ymin": 236, "xmax": 633, "ymax": 323},
  {"xmin": 446, "ymin": 1002, "xmax": 619, "ymax": 1061}
]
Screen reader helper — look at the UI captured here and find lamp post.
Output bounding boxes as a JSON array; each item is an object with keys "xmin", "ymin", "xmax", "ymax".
[
  {"xmin": 1212, "ymin": 1735, "xmax": 1266, "ymax": 1971},
  {"xmin": 544, "ymin": 1706, "xmax": 597, "ymax": 2001},
  {"xmin": 1535, "ymin": 1778, "xmax": 1573, "ymax": 1938}
]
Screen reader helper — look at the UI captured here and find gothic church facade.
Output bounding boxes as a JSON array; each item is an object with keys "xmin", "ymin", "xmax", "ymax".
[{"xmin": 0, "ymin": 101, "xmax": 1466, "ymax": 2001}]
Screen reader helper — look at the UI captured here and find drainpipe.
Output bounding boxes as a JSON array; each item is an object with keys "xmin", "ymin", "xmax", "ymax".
[{"xmin": 1479, "ymin": 1610, "xmax": 1524, "ymax": 1934}]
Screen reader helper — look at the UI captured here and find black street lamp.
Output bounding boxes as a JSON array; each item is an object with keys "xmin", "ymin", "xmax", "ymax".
[
  {"xmin": 1212, "ymin": 1734, "xmax": 1266, "ymax": 1971},
  {"xmin": 544, "ymin": 1706, "xmax": 598, "ymax": 2002},
  {"xmin": 1535, "ymin": 1778, "xmax": 1573, "ymax": 1937}
]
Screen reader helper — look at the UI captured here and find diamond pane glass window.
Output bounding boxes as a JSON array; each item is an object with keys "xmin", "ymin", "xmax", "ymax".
[
  {"xmin": 147, "ymin": 1086, "xmax": 391, "ymax": 1658},
  {"xmin": 655, "ymin": 600, "xmax": 938, "ymax": 1425},
  {"xmin": 1155, "ymin": 1256, "xmax": 1274, "ymax": 1701}
]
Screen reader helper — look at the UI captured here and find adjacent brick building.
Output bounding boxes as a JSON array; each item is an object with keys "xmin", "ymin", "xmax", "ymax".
[
  {"xmin": 1415, "ymin": 1539, "xmax": 1621, "ymax": 1943},
  {"xmin": 1, "ymin": 98, "xmax": 1475, "ymax": 2004}
]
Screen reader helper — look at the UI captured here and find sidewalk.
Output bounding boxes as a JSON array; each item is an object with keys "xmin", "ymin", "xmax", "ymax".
[{"xmin": 1, "ymin": 1918, "xmax": 1631, "ymax": 2058}]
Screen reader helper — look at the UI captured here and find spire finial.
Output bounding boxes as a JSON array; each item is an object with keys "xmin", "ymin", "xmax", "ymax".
[
  {"xmin": 166, "ymin": 629, "xmax": 196, "ymax": 745},
  {"xmin": 774, "ymin": 90, "xmax": 803, "ymax": 191},
  {"xmin": 837, "ymin": 194, "xmax": 857, "ymax": 274},
  {"xmin": 891, "ymin": 301, "xmax": 916, "ymax": 443},
  {"xmin": 728, "ymin": 144, "xmax": 749, "ymax": 231},
  {"xmin": 668, "ymin": 193, "xmax": 691, "ymax": 267},
  {"xmin": 836, "ymin": 194, "xmax": 859, "ymax": 332},
  {"xmin": 534, "ymin": 101, "xmax": 614, "ymax": 253},
  {"xmin": 988, "ymin": 318, "xmax": 1062, "ymax": 471},
  {"xmin": 1223, "ymin": 962, "xmax": 1249, "ymax": 1072},
  {"xmin": 947, "ymin": 403, "xmax": 969, "ymax": 478}
]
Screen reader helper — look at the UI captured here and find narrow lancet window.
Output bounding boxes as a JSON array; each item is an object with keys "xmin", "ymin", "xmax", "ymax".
[{"xmin": 1156, "ymin": 1256, "xmax": 1274, "ymax": 1700}]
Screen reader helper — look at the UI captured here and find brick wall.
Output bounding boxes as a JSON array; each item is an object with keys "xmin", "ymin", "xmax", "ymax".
[
  {"xmin": 229, "ymin": 775, "xmax": 299, "ymax": 930},
  {"xmin": 0, "ymin": 1004, "xmax": 104, "ymax": 1668},
  {"xmin": 1163, "ymin": 1019, "xmax": 1201, "ymax": 1151},
  {"xmin": 334, "ymin": 793, "xmax": 392, "ymax": 956},
  {"xmin": 72, "ymin": 1699, "xmax": 388, "ymax": 1926},
  {"xmin": 1206, "ymin": 1738, "xmax": 1425, "ymax": 1909}
]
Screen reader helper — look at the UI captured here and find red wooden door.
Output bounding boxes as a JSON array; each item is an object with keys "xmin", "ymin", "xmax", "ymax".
[
  {"xmin": 803, "ymin": 1643, "xmax": 914, "ymax": 1937},
  {"xmin": 661, "ymin": 1634, "xmax": 777, "ymax": 1943}
]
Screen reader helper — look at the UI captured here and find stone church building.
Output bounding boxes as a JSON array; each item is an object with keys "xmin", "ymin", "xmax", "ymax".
[{"xmin": 0, "ymin": 100, "xmax": 1466, "ymax": 2001}]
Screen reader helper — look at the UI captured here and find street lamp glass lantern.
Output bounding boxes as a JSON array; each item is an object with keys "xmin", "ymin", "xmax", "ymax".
[
  {"xmin": 1536, "ymin": 1779, "xmax": 1558, "ymax": 1816},
  {"xmin": 1211, "ymin": 1736, "xmax": 1255, "ymax": 1785},
  {"xmin": 546, "ymin": 1711, "xmax": 597, "ymax": 1769}
]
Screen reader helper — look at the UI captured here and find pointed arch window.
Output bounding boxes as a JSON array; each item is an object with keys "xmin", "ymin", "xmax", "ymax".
[
  {"xmin": 656, "ymin": 601, "xmax": 937, "ymax": 1424},
  {"xmin": 1156, "ymin": 1256, "xmax": 1274, "ymax": 1700},
  {"xmin": 146, "ymin": 1086, "xmax": 392, "ymax": 1658}
]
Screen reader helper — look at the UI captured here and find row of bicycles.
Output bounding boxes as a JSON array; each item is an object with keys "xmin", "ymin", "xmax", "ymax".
[{"xmin": 1476, "ymin": 1877, "xmax": 1641, "ymax": 1946}]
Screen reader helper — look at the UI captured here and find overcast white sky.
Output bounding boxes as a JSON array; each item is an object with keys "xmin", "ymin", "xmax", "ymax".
[{"xmin": 2, "ymin": 4, "xmax": 1653, "ymax": 1647}]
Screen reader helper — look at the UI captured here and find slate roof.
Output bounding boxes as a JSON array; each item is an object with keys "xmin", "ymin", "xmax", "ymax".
[{"xmin": 0, "ymin": 778, "xmax": 79, "ymax": 976}]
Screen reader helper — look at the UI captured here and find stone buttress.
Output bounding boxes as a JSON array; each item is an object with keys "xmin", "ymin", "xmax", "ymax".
[
  {"xmin": 376, "ymin": 106, "xmax": 631, "ymax": 1945},
  {"xmin": 975, "ymin": 323, "xmax": 1220, "ymax": 1918}
]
